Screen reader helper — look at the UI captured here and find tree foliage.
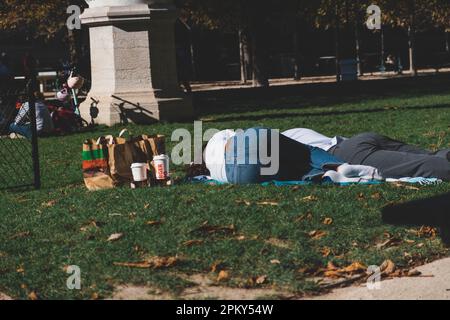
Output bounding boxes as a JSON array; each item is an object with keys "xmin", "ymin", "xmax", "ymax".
[{"xmin": 0, "ymin": 0, "xmax": 86, "ymax": 40}]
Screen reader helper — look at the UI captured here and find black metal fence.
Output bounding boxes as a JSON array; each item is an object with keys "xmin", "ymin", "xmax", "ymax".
[{"xmin": 0, "ymin": 77, "xmax": 40, "ymax": 191}]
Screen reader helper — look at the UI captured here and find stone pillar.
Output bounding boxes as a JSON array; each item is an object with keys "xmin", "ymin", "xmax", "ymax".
[{"xmin": 79, "ymin": 0, "xmax": 193, "ymax": 125}]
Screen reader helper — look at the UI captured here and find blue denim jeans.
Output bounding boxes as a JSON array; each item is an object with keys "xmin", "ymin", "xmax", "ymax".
[
  {"xmin": 225, "ymin": 128, "xmax": 344, "ymax": 184},
  {"xmin": 9, "ymin": 123, "xmax": 32, "ymax": 140}
]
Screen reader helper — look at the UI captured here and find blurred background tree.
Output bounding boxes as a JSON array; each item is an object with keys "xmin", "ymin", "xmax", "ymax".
[
  {"xmin": 0, "ymin": 0, "xmax": 87, "ymax": 68},
  {"xmin": 0, "ymin": 0, "xmax": 448, "ymax": 82}
]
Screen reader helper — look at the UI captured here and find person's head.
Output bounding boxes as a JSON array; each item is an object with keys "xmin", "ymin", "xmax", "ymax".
[
  {"xmin": 185, "ymin": 142, "xmax": 210, "ymax": 179},
  {"xmin": 34, "ymin": 91, "xmax": 45, "ymax": 102}
]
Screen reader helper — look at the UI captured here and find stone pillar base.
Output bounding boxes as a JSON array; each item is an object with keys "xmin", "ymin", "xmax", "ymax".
[{"xmin": 79, "ymin": 4, "xmax": 193, "ymax": 126}]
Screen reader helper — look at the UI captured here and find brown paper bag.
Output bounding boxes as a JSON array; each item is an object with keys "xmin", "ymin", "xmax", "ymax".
[
  {"xmin": 82, "ymin": 139, "xmax": 115, "ymax": 191},
  {"xmin": 108, "ymin": 134, "xmax": 166, "ymax": 185}
]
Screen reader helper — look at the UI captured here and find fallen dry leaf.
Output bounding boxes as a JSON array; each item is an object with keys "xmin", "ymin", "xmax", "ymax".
[
  {"xmin": 235, "ymin": 235, "xmax": 246, "ymax": 241},
  {"xmin": 323, "ymin": 218, "xmax": 333, "ymax": 225},
  {"xmin": 145, "ymin": 220, "xmax": 163, "ymax": 226},
  {"xmin": 107, "ymin": 233, "xmax": 123, "ymax": 242},
  {"xmin": 300, "ymin": 195, "xmax": 318, "ymax": 202},
  {"xmin": 114, "ymin": 256, "xmax": 178, "ymax": 269},
  {"xmin": 211, "ymin": 261, "xmax": 225, "ymax": 273},
  {"xmin": 323, "ymin": 270, "xmax": 343, "ymax": 278},
  {"xmin": 323, "ymin": 261, "xmax": 367, "ymax": 278},
  {"xmin": 417, "ymin": 226, "xmax": 437, "ymax": 238},
  {"xmin": 80, "ymin": 221, "xmax": 99, "ymax": 232},
  {"xmin": 16, "ymin": 266, "xmax": 25, "ymax": 273},
  {"xmin": 327, "ymin": 261, "xmax": 338, "ymax": 271},
  {"xmin": 256, "ymin": 201, "xmax": 279, "ymax": 206},
  {"xmin": 182, "ymin": 239, "xmax": 204, "ymax": 247},
  {"xmin": 235, "ymin": 199, "xmax": 251, "ymax": 206},
  {"xmin": 270, "ymin": 259, "xmax": 281, "ymax": 265},
  {"xmin": 41, "ymin": 200, "xmax": 56, "ymax": 208},
  {"xmin": 265, "ymin": 238, "xmax": 292, "ymax": 249},
  {"xmin": 407, "ymin": 269, "xmax": 422, "ymax": 277},
  {"xmin": 217, "ymin": 270, "xmax": 229, "ymax": 282},
  {"xmin": 256, "ymin": 275, "xmax": 267, "ymax": 284},
  {"xmin": 294, "ymin": 212, "xmax": 314, "ymax": 223},
  {"xmin": 342, "ymin": 262, "xmax": 367, "ymax": 274},
  {"xmin": 298, "ymin": 267, "xmax": 320, "ymax": 276},
  {"xmin": 391, "ymin": 182, "xmax": 420, "ymax": 191},
  {"xmin": 308, "ymin": 230, "xmax": 327, "ymax": 240},
  {"xmin": 113, "ymin": 261, "xmax": 153, "ymax": 269},
  {"xmin": 321, "ymin": 247, "xmax": 332, "ymax": 257},
  {"xmin": 371, "ymin": 192, "xmax": 382, "ymax": 200},
  {"xmin": 28, "ymin": 291, "xmax": 39, "ymax": 300},
  {"xmin": 91, "ymin": 292, "xmax": 100, "ymax": 300},
  {"xmin": 9, "ymin": 231, "xmax": 31, "ymax": 240},
  {"xmin": 376, "ymin": 237, "xmax": 402, "ymax": 249},
  {"xmin": 129, "ymin": 212, "xmax": 137, "ymax": 219},
  {"xmin": 380, "ymin": 259, "xmax": 396, "ymax": 275},
  {"xmin": 192, "ymin": 222, "xmax": 235, "ymax": 236}
]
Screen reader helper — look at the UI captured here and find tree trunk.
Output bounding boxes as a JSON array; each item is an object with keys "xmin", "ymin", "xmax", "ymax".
[
  {"xmin": 354, "ymin": 0, "xmax": 362, "ymax": 76},
  {"xmin": 408, "ymin": 1, "xmax": 417, "ymax": 77},
  {"xmin": 189, "ymin": 29, "xmax": 196, "ymax": 81},
  {"xmin": 354, "ymin": 25, "xmax": 362, "ymax": 76},
  {"xmin": 238, "ymin": 27, "xmax": 250, "ymax": 84},
  {"xmin": 293, "ymin": 21, "xmax": 301, "ymax": 80},
  {"xmin": 67, "ymin": 29, "xmax": 82, "ymax": 69},
  {"xmin": 247, "ymin": 2, "xmax": 269, "ymax": 88},
  {"xmin": 408, "ymin": 25, "xmax": 417, "ymax": 76},
  {"xmin": 334, "ymin": 0, "xmax": 341, "ymax": 82},
  {"xmin": 446, "ymin": 30, "xmax": 449, "ymax": 53},
  {"xmin": 251, "ymin": 31, "xmax": 269, "ymax": 88}
]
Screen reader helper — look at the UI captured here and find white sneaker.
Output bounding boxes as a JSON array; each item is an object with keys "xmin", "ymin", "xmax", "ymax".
[{"xmin": 9, "ymin": 133, "xmax": 26, "ymax": 139}]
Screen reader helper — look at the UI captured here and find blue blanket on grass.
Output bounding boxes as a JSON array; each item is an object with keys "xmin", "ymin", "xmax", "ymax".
[{"xmin": 191, "ymin": 176, "xmax": 442, "ymax": 186}]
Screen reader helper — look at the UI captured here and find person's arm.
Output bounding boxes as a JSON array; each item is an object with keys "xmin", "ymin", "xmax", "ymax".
[{"xmin": 14, "ymin": 102, "xmax": 30, "ymax": 125}]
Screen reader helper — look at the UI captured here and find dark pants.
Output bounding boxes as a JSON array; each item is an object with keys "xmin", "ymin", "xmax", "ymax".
[{"xmin": 329, "ymin": 132, "xmax": 450, "ymax": 181}]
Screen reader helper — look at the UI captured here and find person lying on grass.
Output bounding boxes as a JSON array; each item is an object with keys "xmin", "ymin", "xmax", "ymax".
[
  {"xmin": 187, "ymin": 127, "xmax": 383, "ymax": 185},
  {"xmin": 282, "ymin": 128, "xmax": 449, "ymax": 181},
  {"xmin": 187, "ymin": 127, "xmax": 449, "ymax": 184}
]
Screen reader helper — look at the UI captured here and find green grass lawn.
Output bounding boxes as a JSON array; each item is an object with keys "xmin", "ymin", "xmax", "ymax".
[{"xmin": 1, "ymin": 78, "xmax": 449, "ymax": 299}]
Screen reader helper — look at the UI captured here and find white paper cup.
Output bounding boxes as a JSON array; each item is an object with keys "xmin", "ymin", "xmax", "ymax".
[
  {"xmin": 153, "ymin": 155, "xmax": 169, "ymax": 180},
  {"xmin": 131, "ymin": 163, "xmax": 148, "ymax": 182}
]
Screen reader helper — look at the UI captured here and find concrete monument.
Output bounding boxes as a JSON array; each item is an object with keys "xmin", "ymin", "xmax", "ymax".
[{"xmin": 80, "ymin": 0, "xmax": 193, "ymax": 125}]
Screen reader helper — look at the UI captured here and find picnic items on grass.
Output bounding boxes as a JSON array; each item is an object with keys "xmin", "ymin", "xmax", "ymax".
[
  {"xmin": 82, "ymin": 129, "xmax": 166, "ymax": 190},
  {"xmin": 82, "ymin": 138, "xmax": 115, "ymax": 191},
  {"xmin": 107, "ymin": 129, "xmax": 166, "ymax": 185}
]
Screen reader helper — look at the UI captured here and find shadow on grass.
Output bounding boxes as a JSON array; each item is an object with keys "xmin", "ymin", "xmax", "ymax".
[
  {"xmin": 382, "ymin": 192, "xmax": 450, "ymax": 246},
  {"xmin": 194, "ymin": 74, "xmax": 450, "ymax": 117},
  {"xmin": 202, "ymin": 103, "xmax": 450, "ymax": 123}
]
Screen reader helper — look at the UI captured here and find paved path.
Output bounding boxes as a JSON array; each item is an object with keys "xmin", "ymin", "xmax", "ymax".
[
  {"xmin": 310, "ymin": 257, "xmax": 450, "ymax": 300},
  {"xmin": 191, "ymin": 68, "xmax": 450, "ymax": 92}
]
